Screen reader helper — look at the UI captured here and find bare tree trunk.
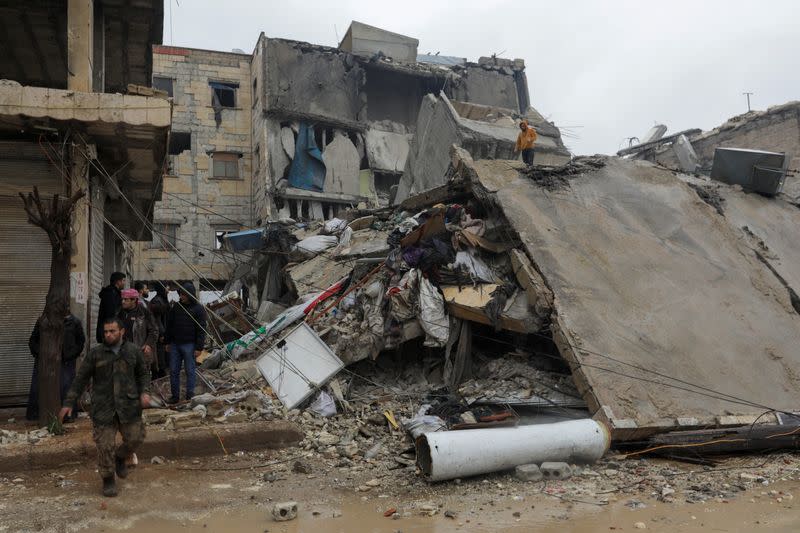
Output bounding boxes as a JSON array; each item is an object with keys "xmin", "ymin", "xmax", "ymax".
[{"xmin": 19, "ymin": 186, "xmax": 85, "ymax": 427}]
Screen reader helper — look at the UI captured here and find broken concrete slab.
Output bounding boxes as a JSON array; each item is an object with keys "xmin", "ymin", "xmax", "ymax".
[
  {"xmin": 395, "ymin": 94, "xmax": 571, "ymax": 204},
  {"xmin": 466, "ymin": 156, "xmax": 800, "ymax": 439},
  {"xmin": 280, "ymin": 126, "xmax": 296, "ymax": 159},
  {"xmin": 679, "ymin": 175, "xmax": 800, "ymax": 308},
  {"xmin": 264, "ymin": 38, "xmax": 366, "ymax": 126},
  {"xmin": 339, "ymin": 21, "xmax": 419, "ymax": 63},
  {"xmin": 322, "ymin": 133, "xmax": 361, "ymax": 196},
  {"xmin": 365, "ymin": 127, "xmax": 411, "ymax": 173},
  {"xmin": 441, "ymin": 284, "xmax": 538, "ymax": 333},
  {"xmin": 287, "ymin": 252, "xmax": 352, "ymax": 297}
]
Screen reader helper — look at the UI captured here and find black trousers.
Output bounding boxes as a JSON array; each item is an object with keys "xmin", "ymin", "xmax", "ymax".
[{"xmin": 522, "ymin": 148, "xmax": 535, "ymax": 166}]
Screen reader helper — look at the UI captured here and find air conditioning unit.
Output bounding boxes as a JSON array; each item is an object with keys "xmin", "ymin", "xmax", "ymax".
[{"xmin": 710, "ymin": 147, "xmax": 787, "ymax": 196}]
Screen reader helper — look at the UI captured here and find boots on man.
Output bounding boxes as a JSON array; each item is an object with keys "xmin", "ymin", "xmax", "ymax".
[
  {"xmin": 115, "ymin": 456, "xmax": 128, "ymax": 479},
  {"xmin": 102, "ymin": 476, "xmax": 118, "ymax": 497}
]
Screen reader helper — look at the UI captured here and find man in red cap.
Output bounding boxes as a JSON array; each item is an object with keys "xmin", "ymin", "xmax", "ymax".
[{"xmin": 118, "ymin": 288, "xmax": 159, "ymax": 372}]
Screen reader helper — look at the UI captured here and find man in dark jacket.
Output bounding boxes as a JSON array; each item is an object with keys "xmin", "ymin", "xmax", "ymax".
[
  {"xmin": 96, "ymin": 272, "xmax": 126, "ymax": 343},
  {"xmin": 26, "ymin": 312, "xmax": 86, "ymax": 421},
  {"xmin": 147, "ymin": 283, "xmax": 170, "ymax": 379},
  {"xmin": 118, "ymin": 288, "xmax": 159, "ymax": 376},
  {"xmin": 164, "ymin": 282, "xmax": 206, "ymax": 403},
  {"xmin": 61, "ymin": 317, "xmax": 150, "ymax": 497}
]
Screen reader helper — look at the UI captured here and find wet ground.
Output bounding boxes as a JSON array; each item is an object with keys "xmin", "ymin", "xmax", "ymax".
[{"xmin": 2, "ymin": 448, "xmax": 799, "ymax": 533}]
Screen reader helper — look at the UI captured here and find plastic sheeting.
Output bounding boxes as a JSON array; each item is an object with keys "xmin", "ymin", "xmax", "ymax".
[
  {"xmin": 287, "ymin": 122, "xmax": 326, "ymax": 191},
  {"xmin": 293, "ymin": 235, "xmax": 338, "ymax": 258},
  {"xmin": 419, "ymin": 274, "xmax": 449, "ymax": 347},
  {"xmin": 453, "ymin": 249, "xmax": 495, "ymax": 282}
]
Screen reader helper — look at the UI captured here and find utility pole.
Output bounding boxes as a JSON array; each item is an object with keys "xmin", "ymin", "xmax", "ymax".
[{"xmin": 743, "ymin": 92, "xmax": 754, "ymax": 112}]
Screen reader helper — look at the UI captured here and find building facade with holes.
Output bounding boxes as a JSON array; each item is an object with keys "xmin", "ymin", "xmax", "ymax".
[
  {"xmin": 132, "ymin": 46, "xmax": 253, "ymax": 292},
  {"xmin": 0, "ymin": 0, "xmax": 169, "ymax": 405}
]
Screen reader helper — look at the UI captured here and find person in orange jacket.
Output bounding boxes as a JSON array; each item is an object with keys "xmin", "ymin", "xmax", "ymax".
[{"xmin": 514, "ymin": 119, "xmax": 538, "ymax": 166}]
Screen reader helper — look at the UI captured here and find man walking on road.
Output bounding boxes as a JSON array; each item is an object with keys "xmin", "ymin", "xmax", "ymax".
[
  {"xmin": 514, "ymin": 119, "xmax": 538, "ymax": 166},
  {"xmin": 61, "ymin": 317, "xmax": 150, "ymax": 497},
  {"xmin": 165, "ymin": 282, "xmax": 206, "ymax": 403}
]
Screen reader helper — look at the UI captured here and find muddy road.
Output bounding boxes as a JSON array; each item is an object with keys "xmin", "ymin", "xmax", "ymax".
[{"xmin": 2, "ymin": 450, "xmax": 800, "ymax": 533}]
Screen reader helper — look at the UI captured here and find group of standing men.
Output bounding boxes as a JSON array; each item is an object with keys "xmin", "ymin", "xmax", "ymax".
[{"xmin": 27, "ymin": 271, "xmax": 207, "ymax": 497}]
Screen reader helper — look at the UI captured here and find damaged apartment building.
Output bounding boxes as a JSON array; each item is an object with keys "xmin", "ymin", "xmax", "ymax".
[
  {"xmin": 252, "ymin": 21, "xmax": 570, "ymax": 219},
  {"xmin": 139, "ymin": 21, "xmax": 571, "ymax": 292},
  {"xmin": 133, "ymin": 46, "xmax": 253, "ymax": 290}
]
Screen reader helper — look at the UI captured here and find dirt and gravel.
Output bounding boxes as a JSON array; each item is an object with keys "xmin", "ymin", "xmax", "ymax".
[{"xmin": 2, "ymin": 434, "xmax": 799, "ymax": 533}]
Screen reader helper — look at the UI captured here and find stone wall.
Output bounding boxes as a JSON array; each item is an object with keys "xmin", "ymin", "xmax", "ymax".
[{"xmin": 134, "ymin": 46, "xmax": 253, "ymax": 285}]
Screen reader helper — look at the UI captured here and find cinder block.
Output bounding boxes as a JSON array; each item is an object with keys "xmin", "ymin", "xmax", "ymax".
[
  {"xmin": 272, "ymin": 501, "xmax": 298, "ymax": 521},
  {"xmin": 540, "ymin": 462, "xmax": 572, "ymax": 480},
  {"xmin": 515, "ymin": 463, "xmax": 542, "ymax": 482}
]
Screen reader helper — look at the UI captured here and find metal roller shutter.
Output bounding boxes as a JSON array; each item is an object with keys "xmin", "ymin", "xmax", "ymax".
[
  {"xmin": 0, "ymin": 196, "xmax": 53, "ymax": 404},
  {"xmin": 0, "ymin": 141, "xmax": 63, "ymax": 404}
]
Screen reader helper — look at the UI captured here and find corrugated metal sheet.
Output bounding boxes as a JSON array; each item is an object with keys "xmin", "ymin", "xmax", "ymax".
[
  {"xmin": 0, "ymin": 141, "xmax": 65, "ymax": 197},
  {"xmin": 0, "ymin": 196, "xmax": 53, "ymax": 403},
  {"xmin": 0, "ymin": 143, "xmax": 63, "ymax": 404}
]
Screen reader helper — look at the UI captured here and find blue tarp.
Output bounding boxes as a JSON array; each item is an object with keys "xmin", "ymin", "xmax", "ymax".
[
  {"xmin": 287, "ymin": 123, "xmax": 326, "ymax": 191},
  {"xmin": 222, "ymin": 228, "xmax": 264, "ymax": 252}
]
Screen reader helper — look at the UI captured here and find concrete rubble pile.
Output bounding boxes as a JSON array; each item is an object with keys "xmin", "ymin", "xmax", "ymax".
[
  {"xmin": 143, "ymin": 132, "xmax": 800, "ymax": 480},
  {"xmin": 134, "ymin": 147, "xmax": 607, "ymax": 480}
]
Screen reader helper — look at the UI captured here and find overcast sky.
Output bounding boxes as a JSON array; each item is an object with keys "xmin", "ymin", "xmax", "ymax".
[{"xmin": 167, "ymin": 0, "xmax": 799, "ymax": 155}]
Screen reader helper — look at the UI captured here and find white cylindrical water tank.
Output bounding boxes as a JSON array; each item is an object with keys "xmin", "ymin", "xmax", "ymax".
[{"xmin": 417, "ymin": 419, "xmax": 610, "ymax": 482}]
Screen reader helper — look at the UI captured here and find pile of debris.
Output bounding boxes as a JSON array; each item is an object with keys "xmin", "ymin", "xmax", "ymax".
[
  {"xmin": 148, "ymin": 153, "xmax": 606, "ymax": 479},
  {"xmin": 155, "ymin": 147, "xmax": 800, "ymax": 482},
  {"xmin": 0, "ymin": 427, "xmax": 51, "ymax": 446}
]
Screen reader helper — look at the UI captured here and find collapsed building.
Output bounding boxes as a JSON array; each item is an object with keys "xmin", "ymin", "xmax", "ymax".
[
  {"xmin": 138, "ymin": 20, "xmax": 570, "ymax": 293},
  {"xmin": 251, "ymin": 21, "xmax": 570, "ymax": 222},
  {"xmin": 207, "ymin": 148, "xmax": 800, "ymax": 453}
]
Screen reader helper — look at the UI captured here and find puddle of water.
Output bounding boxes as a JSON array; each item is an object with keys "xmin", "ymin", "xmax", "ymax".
[{"xmin": 82, "ymin": 487, "xmax": 800, "ymax": 533}]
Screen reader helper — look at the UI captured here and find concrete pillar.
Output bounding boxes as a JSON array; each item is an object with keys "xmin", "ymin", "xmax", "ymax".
[
  {"xmin": 69, "ymin": 143, "xmax": 93, "ymax": 347},
  {"xmin": 67, "ymin": 0, "xmax": 94, "ymax": 92},
  {"xmin": 92, "ymin": 2, "xmax": 105, "ymax": 92}
]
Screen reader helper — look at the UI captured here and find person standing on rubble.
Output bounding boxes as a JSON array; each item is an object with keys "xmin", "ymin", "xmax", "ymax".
[
  {"xmin": 514, "ymin": 119, "xmax": 538, "ymax": 166},
  {"xmin": 164, "ymin": 281, "xmax": 206, "ymax": 403},
  {"xmin": 96, "ymin": 272, "xmax": 126, "ymax": 343},
  {"xmin": 118, "ymin": 288, "xmax": 159, "ymax": 378},
  {"xmin": 60, "ymin": 317, "xmax": 150, "ymax": 497}
]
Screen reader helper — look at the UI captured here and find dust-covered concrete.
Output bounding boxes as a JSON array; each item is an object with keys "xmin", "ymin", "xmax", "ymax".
[{"xmin": 476, "ymin": 157, "xmax": 800, "ymax": 436}]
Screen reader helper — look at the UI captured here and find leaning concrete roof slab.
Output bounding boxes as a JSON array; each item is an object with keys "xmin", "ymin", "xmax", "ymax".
[{"xmin": 474, "ymin": 157, "xmax": 800, "ymax": 439}]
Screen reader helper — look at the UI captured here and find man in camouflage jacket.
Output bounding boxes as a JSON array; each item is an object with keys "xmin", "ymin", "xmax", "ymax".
[{"xmin": 61, "ymin": 317, "xmax": 151, "ymax": 497}]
